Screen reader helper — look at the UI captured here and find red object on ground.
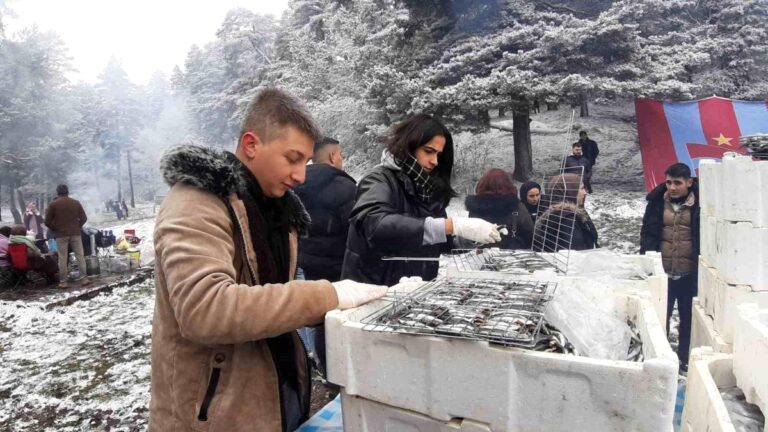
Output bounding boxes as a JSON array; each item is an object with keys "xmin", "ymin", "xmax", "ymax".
[{"xmin": 8, "ymin": 244, "xmax": 29, "ymax": 272}]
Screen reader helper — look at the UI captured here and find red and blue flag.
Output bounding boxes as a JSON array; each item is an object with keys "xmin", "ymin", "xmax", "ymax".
[{"xmin": 636, "ymin": 97, "xmax": 768, "ymax": 191}]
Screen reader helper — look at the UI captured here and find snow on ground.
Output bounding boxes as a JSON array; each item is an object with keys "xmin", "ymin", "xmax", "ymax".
[
  {"xmin": 0, "ymin": 280, "xmax": 153, "ymax": 431},
  {"xmin": 0, "ymin": 102, "xmax": 672, "ymax": 430}
]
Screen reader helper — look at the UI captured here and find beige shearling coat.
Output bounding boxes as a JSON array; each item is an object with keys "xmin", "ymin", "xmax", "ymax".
[{"xmin": 150, "ymin": 146, "xmax": 338, "ymax": 431}]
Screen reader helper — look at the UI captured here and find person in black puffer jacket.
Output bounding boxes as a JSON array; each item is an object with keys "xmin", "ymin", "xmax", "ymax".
[
  {"xmin": 465, "ymin": 169, "xmax": 533, "ymax": 250},
  {"xmin": 294, "ymin": 137, "xmax": 356, "ymax": 282},
  {"xmin": 533, "ymin": 173, "xmax": 598, "ymax": 251},
  {"xmin": 341, "ymin": 115, "xmax": 502, "ymax": 286}
]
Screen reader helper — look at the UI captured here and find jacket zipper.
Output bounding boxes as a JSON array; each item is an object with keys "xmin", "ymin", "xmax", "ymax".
[
  {"xmin": 197, "ymin": 367, "xmax": 221, "ymax": 421},
  {"xmin": 295, "ymin": 330, "xmax": 312, "ymax": 420}
]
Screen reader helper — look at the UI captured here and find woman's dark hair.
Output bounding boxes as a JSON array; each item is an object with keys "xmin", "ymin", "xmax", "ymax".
[
  {"xmin": 386, "ymin": 114, "xmax": 457, "ymax": 201},
  {"xmin": 0, "ymin": 226, "xmax": 11, "ymax": 237},
  {"xmin": 476, "ymin": 169, "xmax": 517, "ymax": 196}
]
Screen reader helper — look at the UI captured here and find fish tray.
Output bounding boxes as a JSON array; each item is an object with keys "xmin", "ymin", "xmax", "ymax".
[
  {"xmin": 446, "ymin": 248, "xmax": 557, "ymax": 278},
  {"xmin": 681, "ymin": 348, "xmax": 766, "ymax": 432},
  {"xmin": 361, "ymin": 278, "xmax": 555, "ymax": 348},
  {"xmin": 327, "ymin": 285, "xmax": 678, "ymax": 432}
]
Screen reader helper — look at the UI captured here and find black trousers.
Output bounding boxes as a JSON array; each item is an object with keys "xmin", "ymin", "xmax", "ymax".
[{"xmin": 666, "ymin": 272, "xmax": 697, "ymax": 364}]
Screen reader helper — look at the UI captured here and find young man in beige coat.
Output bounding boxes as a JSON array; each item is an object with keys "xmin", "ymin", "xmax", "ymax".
[{"xmin": 150, "ymin": 88, "xmax": 386, "ymax": 431}]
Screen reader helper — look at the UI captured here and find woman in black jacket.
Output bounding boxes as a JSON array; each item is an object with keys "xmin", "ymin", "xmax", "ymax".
[
  {"xmin": 519, "ymin": 181, "xmax": 542, "ymax": 225},
  {"xmin": 533, "ymin": 173, "xmax": 598, "ymax": 251},
  {"xmin": 465, "ymin": 169, "xmax": 534, "ymax": 249},
  {"xmin": 341, "ymin": 115, "xmax": 501, "ymax": 285}
]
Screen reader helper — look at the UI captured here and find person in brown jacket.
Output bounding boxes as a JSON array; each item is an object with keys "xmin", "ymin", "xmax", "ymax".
[
  {"xmin": 640, "ymin": 162, "xmax": 700, "ymax": 373},
  {"xmin": 44, "ymin": 184, "xmax": 90, "ymax": 288},
  {"xmin": 150, "ymin": 88, "xmax": 387, "ymax": 432}
]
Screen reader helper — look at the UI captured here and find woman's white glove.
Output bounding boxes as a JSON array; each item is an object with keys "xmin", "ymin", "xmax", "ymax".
[
  {"xmin": 452, "ymin": 217, "xmax": 502, "ymax": 244},
  {"xmin": 332, "ymin": 280, "xmax": 388, "ymax": 309}
]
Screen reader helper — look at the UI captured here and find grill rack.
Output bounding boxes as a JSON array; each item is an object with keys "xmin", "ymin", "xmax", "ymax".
[
  {"xmin": 362, "ymin": 277, "xmax": 557, "ymax": 348},
  {"xmin": 450, "ymin": 249, "xmax": 556, "ymax": 274}
]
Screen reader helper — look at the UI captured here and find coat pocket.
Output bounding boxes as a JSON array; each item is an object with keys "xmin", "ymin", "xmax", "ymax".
[{"xmin": 197, "ymin": 367, "xmax": 221, "ymax": 422}]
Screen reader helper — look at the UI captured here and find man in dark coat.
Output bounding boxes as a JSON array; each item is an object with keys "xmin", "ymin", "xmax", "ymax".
[
  {"xmin": 294, "ymin": 137, "xmax": 356, "ymax": 282},
  {"xmin": 576, "ymin": 130, "xmax": 599, "ymax": 167},
  {"xmin": 45, "ymin": 184, "xmax": 90, "ymax": 288},
  {"xmin": 640, "ymin": 163, "xmax": 700, "ymax": 372},
  {"xmin": 563, "ymin": 141, "xmax": 593, "ymax": 193},
  {"xmin": 294, "ymin": 137, "xmax": 356, "ymax": 376}
]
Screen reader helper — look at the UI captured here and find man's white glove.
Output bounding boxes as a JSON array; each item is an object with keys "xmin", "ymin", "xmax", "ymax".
[
  {"xmin": 452, "ymin": 217, "xmax": 502, "ymax": 244},
  {"xmin": 332, "ymin": 280, "xmax": 388, "ymax": 309}
]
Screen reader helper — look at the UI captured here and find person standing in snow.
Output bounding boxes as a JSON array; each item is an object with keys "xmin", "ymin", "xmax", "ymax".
[
  {"xmin": 150, "ymin": 88, "xmax": 387, "ymax": 432},
  {"xmin": 573, "ymin": 130, "xmax": 599, "ymax": 193},
  {"xmin": 341, "ymin": 114, "xmax": 502, "ymax": 286},
  {"xmin": 293, "ymin": 136, "xmax": 357, "ymax": 376},
  {"xmin": 640, "ymin": 162, "xmax": 700, "ymax": 373},
  {"xmin": 294, "ymin": 137, "xmax": 356, "ymax": 282},
  {"xmin": 44, "ymin": 184, "xmax": 90, "ymax": 288},
  {"xmin": 563, "ymin": 141, "xmax": 593, "ymax": 194},
  {"xmin": 24, "ymin": 202, "xmax": 48, "ymax": 253}
]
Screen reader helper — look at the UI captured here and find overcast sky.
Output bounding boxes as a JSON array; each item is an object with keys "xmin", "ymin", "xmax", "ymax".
[{"xmin": 4, "ymin": 0, "xmax": 290, "ymax": 85}]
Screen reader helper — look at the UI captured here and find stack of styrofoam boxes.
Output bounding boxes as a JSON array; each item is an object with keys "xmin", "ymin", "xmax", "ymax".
[
  {"xmin": 326, "ymin": 282, "xmax": 679, "ymax": 432},
  {"xmin": 733, "ymin": 304, "xmax": 768, "ymax": 430},
  {"xmin": 693, "ymin": 156, "xmax": 768, "ymax": 355},
  {"xmin": 680, "ymin": 347, "xmax": 746, "ymax": 432}
]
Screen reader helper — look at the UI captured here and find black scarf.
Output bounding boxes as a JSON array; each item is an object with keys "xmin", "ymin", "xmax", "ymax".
[
  {"xmin": 396, "ymin": 154, "xmax": 436, "ymax": 202},
  {"xmin": 227, "ymin": 154, "xmax": 302, "ymax": 430}
]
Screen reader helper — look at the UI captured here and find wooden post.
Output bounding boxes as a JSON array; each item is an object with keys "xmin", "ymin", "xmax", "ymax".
[
  {"xmin": 116, "ymin": 148, "xmax": 123, "ymax": 202},
  {"xmin": 512, "ymin": 108, "xmax": 533, "ymax": 182},
  {"xmin": 127, "ymin": 149, "xmax": 135, "ymax": 207}
]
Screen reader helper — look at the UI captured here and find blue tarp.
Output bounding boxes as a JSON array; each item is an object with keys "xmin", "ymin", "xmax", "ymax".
[{"xmin": 297, "ymin": 395, "xmax": 343, "ymax": 431}]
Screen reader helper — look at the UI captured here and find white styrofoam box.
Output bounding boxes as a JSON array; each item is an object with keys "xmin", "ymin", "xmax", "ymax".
[
  {"xmin": 701, "ymin": 215, "xmax": 718, "ymax": 270},
  {"xmin": 698, "ymin": 259, "xmax": 768, "ymax": 344},
  {"xmin": 327, "ymin": 290, "xmax": 677, "ymax": 432},
  {"xmin": 692, "ymin": 297, "xmax": 733, "ymax": 354},
  {"xmin": 720, "ymin": 155, "xmax": 768, "ymax": 228},
  {"xmin": 680, "ymin": 347, "xmax": 740, "ymax": 432},
  {"xmin": 699, "ymin": 158, "xmax": 723, "ymax": 219},
  {"xmin": 733, "ymin": 304, "xmax": 768, "ymax": 419},
  {"xmin": 341, "ymin": 390, "xmax": 493, "ymax": 432},
  {"xmin": 703, "ymin": 218, "xmax": 768, "ymax": 289}
]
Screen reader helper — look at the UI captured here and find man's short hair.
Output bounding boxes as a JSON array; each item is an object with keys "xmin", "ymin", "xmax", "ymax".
[
  {"xmin": 579, "ymin": 131, "xmax": 587, "ymax": 137},
  {"xmin": 239, "ymin": 88, "xmax": 321, "ymax": 144},
  {"xmin": 665, "ymin": 162, "xmax": 692, "ymax": 179},
  {"xmin": 56, "ymin": 184, "xmax": 69, "ymax": 196},
  {"xmin": 314, "ymin": 137, "xmax": 340, "ymax": 154},
  {"xmin": 572, "ymin": 141, "xmax": 582, "ymax": 148}
]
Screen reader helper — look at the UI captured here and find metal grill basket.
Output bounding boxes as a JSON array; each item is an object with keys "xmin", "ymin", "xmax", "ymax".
[{"xmin": 362, "ymin": 277, "xmax": 557, "ymax": 348}]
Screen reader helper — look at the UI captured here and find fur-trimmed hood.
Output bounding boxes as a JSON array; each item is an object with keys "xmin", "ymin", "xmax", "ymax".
[
  {"xmin": 161, "ymin": 145, "xmax": 247, "ymax": 197},
  {"xmin": 160, "ymin": 145, "xmax": 311, "ymax": 234},
  {"xmin": 538, "ymin": 201, "xmax": 591, "ymax": 225}
]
